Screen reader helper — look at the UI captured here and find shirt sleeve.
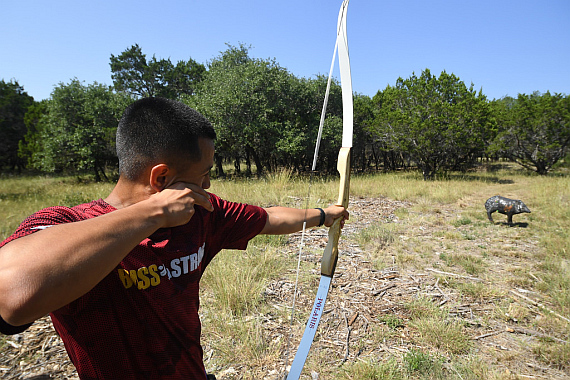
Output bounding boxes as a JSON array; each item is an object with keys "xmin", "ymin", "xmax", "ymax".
[
  {"xmin": 0, "ymin": 207, "xmax": 83, "ymax": 334},
  {"xmin": 0, "ymin": 206, "xmax": 81, "ymax": 248},
  {"xmin": 209, "ymin": 194, "xmax": 268, "ymax": 251}
]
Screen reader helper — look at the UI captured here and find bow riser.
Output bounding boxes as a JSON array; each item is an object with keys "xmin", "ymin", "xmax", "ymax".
[{"xmin": 321, "ymin": 147, "xmax": 351, "ymax": 277}]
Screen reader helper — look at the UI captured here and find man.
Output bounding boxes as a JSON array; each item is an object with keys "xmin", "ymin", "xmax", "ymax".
[{"xmin": 0, "ymin": 97, "xmax": 348, "ymax": 379}]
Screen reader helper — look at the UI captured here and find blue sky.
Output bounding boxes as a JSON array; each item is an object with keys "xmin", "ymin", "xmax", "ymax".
[{"xmin": 1, "ymin": 0, "xmax": 568, "ymax": 101}]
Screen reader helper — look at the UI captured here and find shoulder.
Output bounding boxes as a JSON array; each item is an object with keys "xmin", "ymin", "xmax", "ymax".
[
  {"xmin": 208, "ymin": 193, "xmax": 266, "ymax": 218},
  {"xmin": 26, "ymin": 199, "xmax": 112, "ymax": 225},
  {"xmin": 1, "ymin": 199, "xmax": 113, "ymax": 248}
]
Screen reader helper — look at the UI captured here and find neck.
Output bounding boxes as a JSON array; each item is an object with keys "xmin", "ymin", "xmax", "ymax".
[{"xmin": 104, "ymin": 176, "xmax": 152, "ymax": 209}]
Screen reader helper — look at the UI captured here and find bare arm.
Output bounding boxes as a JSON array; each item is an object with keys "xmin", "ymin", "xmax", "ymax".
[
  {"xmin": 260, "ymin": 205, "xmax": 348, "ymax": 235},
  {"xmin": 0, "ymin": 183, "xmax": 212, "ymax": 326}
]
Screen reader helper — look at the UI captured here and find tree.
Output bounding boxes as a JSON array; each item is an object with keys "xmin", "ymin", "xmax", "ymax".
[
  {"xmin": 289, "ymin": 75, "xmax": 344, "ymax": 174},
  {"xmin": 18, "ymin": 100, "xmax": 48, "ymax": 169},
  {"xmin": 491, "ymin": 92, "xmax": 570, "ymax": 175},
  {"xmin": 186, "ymin": 44, "xmax": 257, "ymax": 176},
  {"xmin": 28, "ymin": 79, "xmax": 132, "ymax": 180},
  {"xmin": 371, "ymin": 69, "xmax": 494, "ymax": 179},
  {"xmin": 353, "ymin": 94, "xmax": 377, "ymax": 172},
  {"xmin": 0, "ymin": 80, "xmax": 34, "ymax": 172},
  {"xmin": 187, "ymin": 44, "xmax": 346, "ymax": 176},
  {"xmin": 110, "ymin": 44, "xmax": 205, "ymax": 99}
]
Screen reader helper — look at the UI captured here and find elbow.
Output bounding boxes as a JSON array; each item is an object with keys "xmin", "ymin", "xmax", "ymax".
[
  {"xmin": 0, "ymin": 311, "xmax": 30, "ymax": 329},
  {"xmin": 0, "ymin": 267, "xmax": 39, "ymax": 327},
  {"xmin": 0, "ymin": 307, "xmax": 34, "ymax": 333},
  {"xmin": 0, "ymin": 302, "xmax": 27, "ymax": 329},
  {"xmin": 0, "ymin": 243, "xmax": 49, "ymax": 326},
  {"xmin": 0, "ymin": 284, "xmax": 32, "ymax": 327},
  {"xmin": 0, "ymin": 287, "xmax": 38, "ymax": 327}
]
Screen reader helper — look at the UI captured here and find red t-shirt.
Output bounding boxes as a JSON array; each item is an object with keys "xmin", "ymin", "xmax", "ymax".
[{"xmin": 0, "ymin": 194, "xmax": 267, "ymax": 379}]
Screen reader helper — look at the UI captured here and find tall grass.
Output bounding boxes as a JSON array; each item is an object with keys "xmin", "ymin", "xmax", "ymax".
[
  {"xmin": 1, "ymin": 167, "xmax": 568, "ymax": 377},
  {"xmin": 201, "ymin": 245, "xmax": 286, "ymax": 316},
  {"xmin": 351, "ymin": 171, "xmax": 502, "ymax": 203},
  {"xmin": 0, "ymin": 175, "xmax": 113, "ymax": 240}
]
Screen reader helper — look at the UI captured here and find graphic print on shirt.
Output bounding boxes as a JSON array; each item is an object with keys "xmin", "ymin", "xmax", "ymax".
[{"xmin": 117, "ymin": 243, "xmax": 206, "ymax": 290}]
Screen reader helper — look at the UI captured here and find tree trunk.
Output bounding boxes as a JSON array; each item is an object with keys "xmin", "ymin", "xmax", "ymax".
[
  {"xmin": 234, "ymin": 156, "xmax": 241, "ymax": 174},
  {"xmin": 245, "ymin": 149, "xmax": 252, "ymax": 177},
  {"xmin": 246, "ymin": 145, "xmax": 263, "ymax": 175},
  {"xmin": 215, "ymin": 154, "xmax": 225, "ymax": 178}
]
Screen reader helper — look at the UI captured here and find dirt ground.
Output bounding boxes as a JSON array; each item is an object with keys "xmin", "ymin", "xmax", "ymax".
[{"xmin": 1, "ymin": 196, "xmax": 568, "ymax": 379}]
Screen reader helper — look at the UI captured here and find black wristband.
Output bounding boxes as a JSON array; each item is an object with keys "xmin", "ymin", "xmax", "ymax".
[{"xmin": 315, "ymin": 208, "xmax": 325, "ymax": 227}]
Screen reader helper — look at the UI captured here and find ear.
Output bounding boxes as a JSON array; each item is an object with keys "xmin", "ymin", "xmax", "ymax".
[{"xmin": 149, "ymin": 164, "xmax": 172, "ymax": 192}]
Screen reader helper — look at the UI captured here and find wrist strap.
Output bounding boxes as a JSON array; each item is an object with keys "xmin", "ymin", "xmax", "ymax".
[{"xmin": 315, "ymin": 208, "xmax": 325, "ymax": 227}]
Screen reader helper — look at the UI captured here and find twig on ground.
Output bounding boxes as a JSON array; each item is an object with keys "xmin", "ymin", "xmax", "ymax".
[
  {"xmin": 473, "ymin": 330, "xmax": 505, "ymax": 340},
  {"xmin": 372, "ymin": 284, "xmax": 396, "ymax": 297},
  {"xmin": 507, "ymin": 326, "xmax": 569, "ymax": 344},
  {"xmin": 425, "ymin": 268, "xmax": 483, "ymax": 282},
  {"xmin": 342, "ymin": 311, "xmax": 351, "ymax": 363},
  {"xmin": 509, "ymin": 289, "xmax": 570, "ymax": 324}
]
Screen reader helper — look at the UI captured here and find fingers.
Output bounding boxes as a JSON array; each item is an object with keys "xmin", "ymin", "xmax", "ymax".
[
  {"xmin": 151, "ymin": 182, "xmax": 214, "ymax": 228},
  {"xmin": 323, "ymin": 205, "xmax": 349, "ymax": 228},
  {"xmin": 167, "ymin": 182, "xmax": 214, "ymax": 212}
]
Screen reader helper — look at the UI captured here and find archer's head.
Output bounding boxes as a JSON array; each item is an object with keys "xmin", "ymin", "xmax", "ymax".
[{"xmin": 116, "ymin": 97, "xmax": 217, "ymax": 183}]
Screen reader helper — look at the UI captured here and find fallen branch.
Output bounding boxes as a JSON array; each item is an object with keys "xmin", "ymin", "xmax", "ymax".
[
  {"xmin": 526, "ymin": 362, "xmax": 550, "ymax": 372},
  {"xmin": 433, "ymin": 278, "xmax": 449, "ymax": 306},
  {"xmin": 425, "ymin": 268, "xmax": 483, "ymax": 282},
  {"xmin": 509, "ymin": 290, "xmax": 570, "ymax": 324},
  {"xmin": 473, "ymin": 330, "xmax": 505, "ymax": 340},
  {"xmin": 507, "ymin": 326, "xmax": 569, "ymax": 344},
  {"xmin": 341, "ymin": 311, "xmax": 352, "ymax": 363},
  {"xmin": 372, "ymin": 284, "xmax": 396, "ymax": 297},
  {"xmin": 433, "ymin": 278, "xmax": 447, "ymax": 297},
  {"xmin": 348, "ymin": 312, "xmax": 359, "ymax": 326}
]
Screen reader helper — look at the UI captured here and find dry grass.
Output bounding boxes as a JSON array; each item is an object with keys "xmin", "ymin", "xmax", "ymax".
[{"xmin": 1, "ymin": 165, "xmax": 569, "ymax": 379}]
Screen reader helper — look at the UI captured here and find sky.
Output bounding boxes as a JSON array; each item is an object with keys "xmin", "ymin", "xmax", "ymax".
[{"xmin": 1, "ymin": 0, "xmax": 569, "ymax": 102}]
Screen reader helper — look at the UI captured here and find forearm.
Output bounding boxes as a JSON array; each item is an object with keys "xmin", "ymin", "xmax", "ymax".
[
  {"xmin": 261, "ymin": 205, "xmax": 347, "ymax": 235},
  {"xmin": 261, "ymin": 207, "xmax": 322, "ymax": 235},
  {"xmin": 0, "ymin": 200, "xmax": 162, "ymax": 326}
]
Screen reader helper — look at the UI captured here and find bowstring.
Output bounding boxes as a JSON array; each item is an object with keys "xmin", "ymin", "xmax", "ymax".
[{"xmin": 282, "ymin": 33, "xmax": 340, "ymax": 379}]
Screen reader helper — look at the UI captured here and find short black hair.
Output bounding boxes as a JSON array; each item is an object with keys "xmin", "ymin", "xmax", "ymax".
[{"xmin": 116, "ymin": 97, "xmax": 216, "ymax": 180}]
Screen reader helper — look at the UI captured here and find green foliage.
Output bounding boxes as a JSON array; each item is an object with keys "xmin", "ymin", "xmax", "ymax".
[
  {"xmin": 110, "ymin": 44, "xmax": 206, "ymax": 99},
  {"xmin": 411, "ymin": 316, "xmax": 472, "ymax": 355},
  {"xmin": 490, "ymin": 91, "xmax": 570, "ymax": 175},
  {"xmin": 6, "ymin": 42, "xmax": 570, "ymax": 180},
  {"xmin": 451, "ymin": 216, "xmax": 472, "ymax": 227},
  {"xmin": 24, "ymin": 79, "xmax": 132, "ymax": 180},
  {"xmin": 0, "ymin": 79, "xmax": 35, "ymax": 171},
  {"xmin": 18, "ymin": 100, "xmax": 47, "ymax": 169},
  {"xmin": 186, "ymin": 43, "xmax": 345, "ymax": 176},
  {"xmin": 439, "ymin": 252, "xmax": 486, "ymax": 275},
  {"xmin": 357, "ymin": 222, "xmax": 396, "ymax": 263},
  {"xmin": 371, "ymin": 69, "xmax": 496, "ymax": 179},
  {"xmin": 353, "ymin": 94, "xmax": 378, "ymax": 171},
  {"xmin": 406, "ymin": 295, "xmax": 445, "ymax": 320},
  {"xmin": 378, "ymin": 314, "xmax": 404, "ymax": 329},
  {"xmin": 403, "ymin": 349, "xmax": 444, "ymax": 376},
  {"xmin": 340, "ymin": 359, "xmax": 401, "ymax": 380}
]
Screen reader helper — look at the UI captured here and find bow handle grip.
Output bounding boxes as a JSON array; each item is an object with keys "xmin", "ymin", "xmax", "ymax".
[{"xmin": 321, "ymin": 147, "xmax": 351, "ymax": 277}]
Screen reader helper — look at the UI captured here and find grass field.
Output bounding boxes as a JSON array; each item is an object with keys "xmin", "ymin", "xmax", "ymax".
[{"xmin": 0, "ymin": 165, "xmax": 569, "ymax": 379}]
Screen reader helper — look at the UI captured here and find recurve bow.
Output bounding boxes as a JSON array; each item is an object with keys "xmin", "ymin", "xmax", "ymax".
[{"xmin": 286, "ymin": 1, "xmax": 353, "ymax": 378}]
